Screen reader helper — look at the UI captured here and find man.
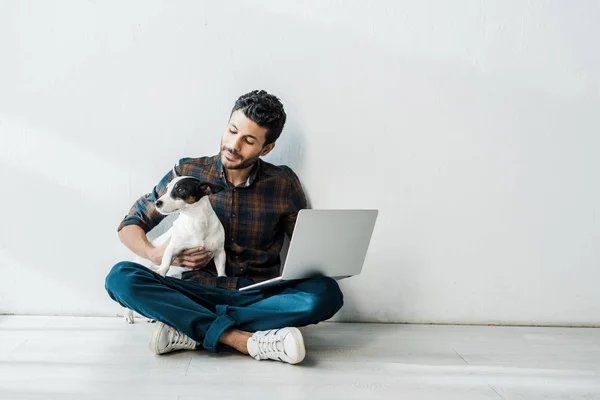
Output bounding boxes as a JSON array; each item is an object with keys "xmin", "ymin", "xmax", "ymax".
[{"xmin": 105, "ymin": 90, "xmax": 344, "ymax": 365}]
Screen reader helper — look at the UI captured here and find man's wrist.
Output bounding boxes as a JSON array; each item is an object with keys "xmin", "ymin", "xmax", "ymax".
[{"xmin": 144, "ymin": 244, "xmax": 157, "ymax": 261}]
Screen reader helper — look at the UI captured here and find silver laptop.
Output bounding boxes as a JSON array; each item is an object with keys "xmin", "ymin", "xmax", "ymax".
[{"xmin": 239, "ymin": 209, "xmax": 378, "ymax": 291}]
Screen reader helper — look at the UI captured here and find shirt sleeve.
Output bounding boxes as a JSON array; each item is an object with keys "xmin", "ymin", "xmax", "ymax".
[
  {"xmin": 283, "ymin": 167, "xmax": 308, "ymax": 238},
  {"xmin": 117, "ymin": 160, "xmax": 183, "ymax": 233}
]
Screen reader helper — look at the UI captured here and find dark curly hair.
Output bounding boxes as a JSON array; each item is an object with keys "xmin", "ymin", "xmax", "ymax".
[{"xmin": 231, "ymin": 90, "xmax": 287, "ymax": 145}]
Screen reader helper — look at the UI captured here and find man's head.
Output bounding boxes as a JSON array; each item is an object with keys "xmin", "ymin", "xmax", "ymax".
[{"xmin": 220, "ymin": 90, "xmax": 286, "ymax": 170}]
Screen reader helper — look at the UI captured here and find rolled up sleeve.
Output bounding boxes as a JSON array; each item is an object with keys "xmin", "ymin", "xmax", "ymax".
[{"xmin": 117, "ymin": 160, "xmax": 183, "ymax": 233}]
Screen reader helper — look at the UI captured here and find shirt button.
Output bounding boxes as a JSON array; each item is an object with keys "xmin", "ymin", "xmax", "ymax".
[
  {"xmin": 230, "ymin": 237, "xmax": 234, "ymax": 242},
  {"xmin": 232, "ymin": 213, "xmax": 236, "ymax": 217}
]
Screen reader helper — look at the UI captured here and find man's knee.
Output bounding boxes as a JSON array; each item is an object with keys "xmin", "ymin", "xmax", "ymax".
[
  {"xmin": 104, "ymin": 261, "xmax": 149, "ymax": 298},
  {"xmin": 299, "ymin": 276, "xmax": 344, "ymax": 321}
]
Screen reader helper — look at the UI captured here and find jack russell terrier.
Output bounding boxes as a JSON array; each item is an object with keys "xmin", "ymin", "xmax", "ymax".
[{"xmin": 123, "ymin": 176, "xmax": 226, "ymax": 323}]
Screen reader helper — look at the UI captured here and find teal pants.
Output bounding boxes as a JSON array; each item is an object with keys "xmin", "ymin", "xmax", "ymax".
[{"xmin": 105, "ymin": 261, "xmax": 344, "ymax": 352}]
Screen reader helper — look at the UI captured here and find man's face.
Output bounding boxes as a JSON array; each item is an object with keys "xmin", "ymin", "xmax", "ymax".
[{"xmin": 220, "ymin": 110, "xmax": 275, "ymax": 170}]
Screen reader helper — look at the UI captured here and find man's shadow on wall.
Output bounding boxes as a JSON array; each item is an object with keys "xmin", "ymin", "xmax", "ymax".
[{"xmin": 262, "ymin": 119, "xmax": 309, "ymax": 263}]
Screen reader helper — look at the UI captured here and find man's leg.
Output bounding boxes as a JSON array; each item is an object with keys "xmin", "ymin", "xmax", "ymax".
[
  {"xmin": 104, "ymin": 261, "xmax": 266, "ymax": 352},
  {"xmin": 236, "ymin": 275, "xmax": 344, "ymax": 331},
  {"xmin": 216, "ymin": 276, "xmax": 344, "ymax": 355},
  {"xmin": 105, "ymin": 262, "xmax": 343, "ymax": 361}
]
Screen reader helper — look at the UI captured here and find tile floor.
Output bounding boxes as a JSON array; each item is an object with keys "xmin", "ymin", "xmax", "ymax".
[{"xmin": 1, "ymin": 316, "xmax": 599, "ymax": 399}]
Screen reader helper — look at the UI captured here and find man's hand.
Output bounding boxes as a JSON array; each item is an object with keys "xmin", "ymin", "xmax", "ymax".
[
  {"xmin": 173, "ymin": 246, "xmax": 213, "ymax": 268},
  {"xmin": 146, "ymin": 239, "xmax": 213, "ymax": 269}
]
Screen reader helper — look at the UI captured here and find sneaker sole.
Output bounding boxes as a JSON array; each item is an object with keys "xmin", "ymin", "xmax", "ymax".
[{"xmin": 286, "ymin": 327, "xmax": 306, "ymax": 365}]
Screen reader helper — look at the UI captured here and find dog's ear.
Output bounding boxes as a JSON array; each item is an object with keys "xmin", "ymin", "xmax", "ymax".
[{"xmin": 198, "ymin": 182, "xmax": 225, "ymax": 196}]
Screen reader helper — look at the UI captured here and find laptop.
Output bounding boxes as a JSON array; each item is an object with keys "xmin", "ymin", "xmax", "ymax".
[{"xmin": 238, "ymin": 209, "xmax": 378, "ymax": 291}]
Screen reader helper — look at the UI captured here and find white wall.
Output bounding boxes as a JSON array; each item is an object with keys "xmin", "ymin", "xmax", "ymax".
[{"xmin": 1, "ymin": 1, "xmax": 599, "ymax": 325}]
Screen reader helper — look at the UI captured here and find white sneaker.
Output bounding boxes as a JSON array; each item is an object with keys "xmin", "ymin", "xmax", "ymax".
[
  {"xmin": 247, "ymin": 327, "xmax": 306, "ymax": 364},
  {"xmin": 149, "ymin": 322, "xmax": 198, "ymax": 355}
]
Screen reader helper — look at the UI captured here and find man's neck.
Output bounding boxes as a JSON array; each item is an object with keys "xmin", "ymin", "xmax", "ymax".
[{"xmin": 224, "ymin": 163, "xmax": 255, "ymax": 187}]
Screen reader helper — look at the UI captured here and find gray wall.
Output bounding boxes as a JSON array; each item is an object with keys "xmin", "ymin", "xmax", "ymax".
[{"xmin": 1, "ymin": 1, "xmax": 599, "ymax": 325}]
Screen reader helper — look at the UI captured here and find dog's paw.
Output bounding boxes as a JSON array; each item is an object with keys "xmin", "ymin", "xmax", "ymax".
[{"xmin": 124, "ymin": 309, "xmax": 135, "ymax": 324}]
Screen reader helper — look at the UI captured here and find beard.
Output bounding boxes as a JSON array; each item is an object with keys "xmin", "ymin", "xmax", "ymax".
[{"xmin": 221, "ymin": 146, "xmax": 260, "ymax": 170}]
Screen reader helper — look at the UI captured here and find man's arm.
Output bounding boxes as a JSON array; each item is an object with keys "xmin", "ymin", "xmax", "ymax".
[
  {"xmin": 117, "ymin": 161, "xmax": 178, "ymax": 264},
  {"xmin": 119, "ymin": 224, "xmax": 212, "ymax": 267},
  {"xmin": 118, "ymin": 225, "xmax": 165, "ymax": 265},
  {"xmin": 117, "ymin": 162, "xmax": 180, "ymax": 234}
]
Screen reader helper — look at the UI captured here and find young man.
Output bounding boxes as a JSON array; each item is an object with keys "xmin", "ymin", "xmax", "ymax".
[{"xmin": 105, "ymin": 90, "xmax": 344, "ymax": 365}]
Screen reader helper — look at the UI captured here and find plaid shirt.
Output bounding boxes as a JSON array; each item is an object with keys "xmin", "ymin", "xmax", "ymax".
[{"xmin": 118, "ymin": 154, "xmax": 307, "ymax": 289}]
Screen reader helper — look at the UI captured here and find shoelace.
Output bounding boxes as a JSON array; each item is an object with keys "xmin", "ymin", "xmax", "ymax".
[
  {"xmin": 169, "ymin": 329, "xmax": 196, "ymax": 349},
  {"xmin": 255, "ymin": 333, "xmax": 286, "ymax": 359}
]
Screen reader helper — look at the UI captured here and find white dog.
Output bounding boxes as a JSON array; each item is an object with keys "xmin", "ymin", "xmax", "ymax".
[{"xmin": 124, "ymin": 176, "xmax": 226, "ymax": 323}]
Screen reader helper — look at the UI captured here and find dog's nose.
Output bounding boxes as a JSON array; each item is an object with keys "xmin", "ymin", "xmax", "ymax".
[{"xmin": 155, "ymin": 200, "xmax": 163, "ymax": 208}]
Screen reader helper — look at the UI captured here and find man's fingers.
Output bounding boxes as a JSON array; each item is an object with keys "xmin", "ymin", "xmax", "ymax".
[
  {"xmin": 181, "ymin": 246, "xmax": 204, "ymax": 255},
  {"xmin": 171, "ymin": 257, "xmax": 183, "ymax": 266},
  {"xmin": 179, "ymin": 252, "xmax": 213, "ymax": 263},
  {"xmin": 180, "ymin": 260, "xmax": 197, "ymax": 268},
  {"xmin": 171, "ymin": 256, "xmax": 195, "ymax": 267},
  {"xmin": 170, "ymin": 251, "xmax": 213, "ymax": 269}
]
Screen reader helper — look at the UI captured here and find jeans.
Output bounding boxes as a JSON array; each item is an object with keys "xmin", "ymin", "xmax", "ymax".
[{"xmin": 105, "ymin": 261, "xmax": 344, "ymax": 352}]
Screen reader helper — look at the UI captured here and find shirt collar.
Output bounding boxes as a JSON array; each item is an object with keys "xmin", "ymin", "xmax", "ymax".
[{"xmin": 216, "ymin": 153, "xmax": 261, "ymax": 187}]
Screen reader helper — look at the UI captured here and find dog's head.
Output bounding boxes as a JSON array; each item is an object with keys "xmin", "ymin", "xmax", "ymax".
[{"xmin": 154, "ymin": 176, "xmax": 224, "ymax": 214}]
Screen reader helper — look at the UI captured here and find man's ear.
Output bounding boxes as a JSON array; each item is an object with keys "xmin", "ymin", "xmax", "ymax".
[
  {"xmin": 198, "ymin": 182, "xmax": 225, "ymax": 196},
  {"xmin": 261, "ymin": 142, "xmax": 275, "ymax": 156}
]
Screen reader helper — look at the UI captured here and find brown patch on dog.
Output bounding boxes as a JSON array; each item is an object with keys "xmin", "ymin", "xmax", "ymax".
[{"xmin": 184, "ymin": 195, "xmax": 199, "ymax": 204}]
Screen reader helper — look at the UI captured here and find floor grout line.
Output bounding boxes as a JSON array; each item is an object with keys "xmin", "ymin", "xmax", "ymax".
[
  {"xmin": 489, "ymin": 384, "xmax": 505, "ymax": 400},
  {"xmin": 453, "ymin": 348, "xmax": 469, "ymax": 365},
  {"xmin": 7, "ymin": 339, "xmax": 28, "ymax": 359},
  {"xmin": 185, "ymin": 358, "xmax": 192, "ymax": 376}
]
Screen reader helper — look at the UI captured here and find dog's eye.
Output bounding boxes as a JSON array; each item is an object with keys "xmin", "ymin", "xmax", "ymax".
[{"xmin": 177, "ymin": 187, "xmax": 185, "ymax": 194}]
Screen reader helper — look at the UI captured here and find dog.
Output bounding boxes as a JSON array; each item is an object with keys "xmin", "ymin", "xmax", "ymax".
[{"xmin": 123, "ymin": 176, "xmax": 226, "ymax": 324}]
